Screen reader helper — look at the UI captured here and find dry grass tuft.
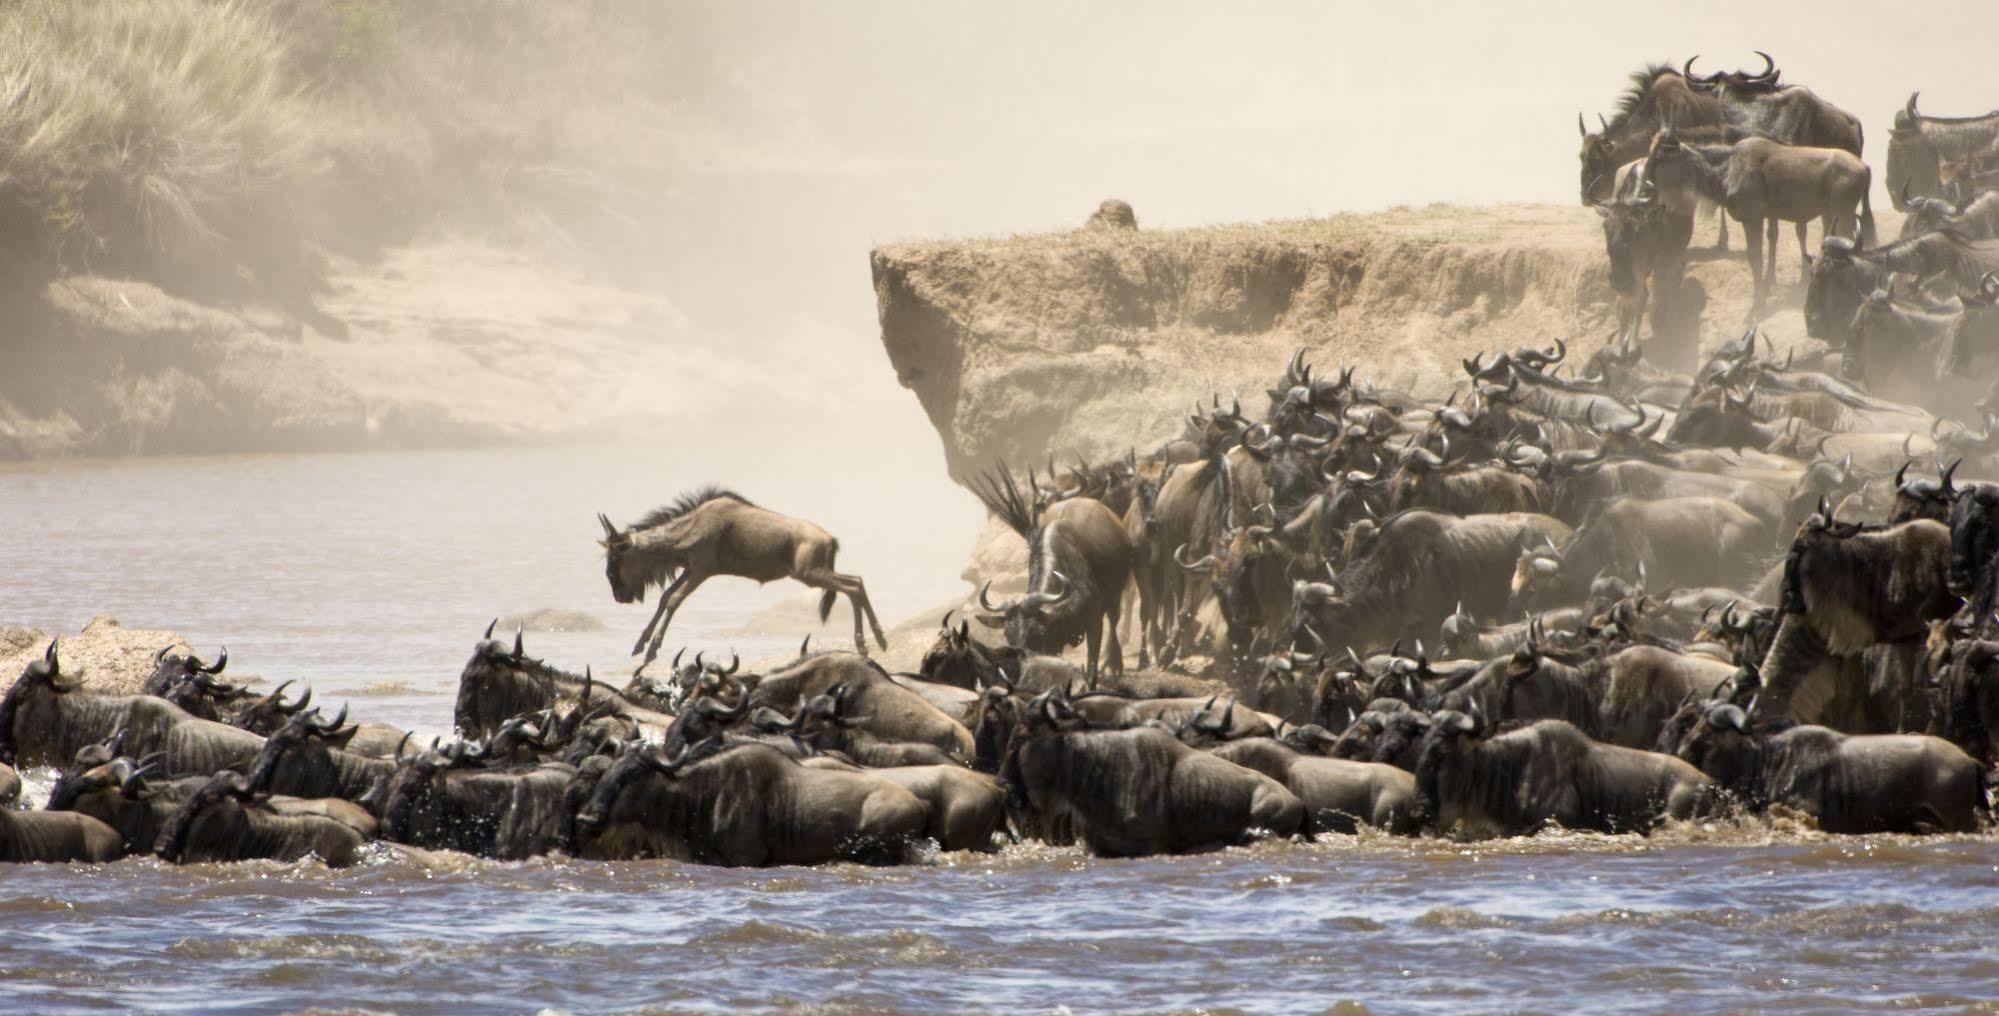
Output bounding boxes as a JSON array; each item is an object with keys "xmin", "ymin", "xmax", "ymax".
[{"xmin": 0, "ymin": 0, "xmax": 321, "ymax": 288}]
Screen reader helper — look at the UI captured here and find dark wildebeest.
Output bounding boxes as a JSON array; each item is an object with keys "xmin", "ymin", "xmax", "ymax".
[
  {"xmin": 1207, "ymin": 736, "xmax": 1420, "ymax": 835},
  {"xmin": 759, "ymin": 684, "xmax": 962, "ymax": 768},
  {"xmin": 452, "ymin": 625, "xmax": 667, "ymax": 740},
  {"xmin": 746, "ymin": 651, "xmax": 975, "ymax": 760},
  {"xmin": 599, "ymin": 486, "xmax": 887, "ymax": 663},
  {"xmin": 1597, "ymin": 177, "xmax": 1692, "ymax": 348},
  {"xmin": 1644, "ymin": 128, "xmax": 1875, "ymax": 312},
  {"xmin": 571, "ymin": 741, "xmax": 927, "ymax": 866},
  {"xmin": 998, "ymin": 692, "xmax": 1303, "ymax": 856},
  {"xmin": 154, "ymin": 771, "xmax": 370, "ymax": 867},
  {"xmin": 1683, "ymin": 53, "xmax": 1865, "ymax": 157},
  {"xmin": 972, "ymin": 466, "xmax": 1135, "ymax": 682},
  {"xmin": 1758, "ymin": 510, "xmax": 1955, "ymax": 725},
  {"xmin": 1509, "ymin": 497, "xmax": 1771, "ymax": 613},
  {"xmin": 799, "ymin": 755, "xmax": 1005, "ymax": 852},
  {"xmin": 1805, "ymin": 230, "xmax": 1999, "ymax": 348},
  {"xmin": 0, "ymin": 803, "xmax": 123, "ymax": 863},
  {"xmin": 1887, "ymin": 93, "xmax": 1999, "ymax": 207},
  {"xmin": 1675, "ymin": 702, "xmax": 1983, "ymax": 833},
  {"xmin": 1288, "ymin": 510, "xmax": 1572, "ymax": 649},
  {"xmin": 1413, "ymin": 712, "xmax": 1715, "ymax": 839},
  {"xmin": 377, "ymin": 742, "xmax": 578, "ymax": 859},
  {"xmin": 0, "ymin": 643, "xmax": 272, "ymax": 780}
]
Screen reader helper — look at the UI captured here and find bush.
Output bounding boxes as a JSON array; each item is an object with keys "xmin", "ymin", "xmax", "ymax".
[{"xmin": 0, "ymin": 0, "xmax": 320, "ymax": 290}]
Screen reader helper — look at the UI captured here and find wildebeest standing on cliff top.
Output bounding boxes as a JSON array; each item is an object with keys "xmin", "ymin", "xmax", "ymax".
[{"xmin": 598, "ymin": 486, "xmax": 888, "ymax": 663}]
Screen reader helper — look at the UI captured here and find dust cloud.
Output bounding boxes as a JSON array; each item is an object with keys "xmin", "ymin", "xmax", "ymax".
[{"xmin": 638, "ymin": 0, "xmax": 1990, "ymax": 454}]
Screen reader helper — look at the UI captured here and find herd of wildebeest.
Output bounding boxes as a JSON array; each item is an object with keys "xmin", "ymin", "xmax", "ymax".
[{"xmin": 6, "ymin": 55, "xmax": 1999, "ymax": 869}]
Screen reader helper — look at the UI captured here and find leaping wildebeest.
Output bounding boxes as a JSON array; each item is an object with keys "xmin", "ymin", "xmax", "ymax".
[{"xmin": 598, "ymin": 486, "xmax": 888, "ymax": 663}]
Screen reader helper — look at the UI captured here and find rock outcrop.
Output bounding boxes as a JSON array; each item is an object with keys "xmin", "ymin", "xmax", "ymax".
[{"xmin": 873, "ymin": 203, "xmax": 1787, "ymax": 484}]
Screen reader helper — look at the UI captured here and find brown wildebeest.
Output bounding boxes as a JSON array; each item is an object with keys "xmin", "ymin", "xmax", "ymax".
[
  {"xmin": 1577, "ymin": 62, "xmax": 1729, "ymax": 248},
  {"xmin": 599, "ymin": 486, "xmax": 887, "ymax": 663},
  {"xmin": 1887, "ymin": 92, "xmax": 1999, "ymax": 208},
  {"xmin": 1644, "ymin": 128, "xmax": 1875, "ymax": 314}
]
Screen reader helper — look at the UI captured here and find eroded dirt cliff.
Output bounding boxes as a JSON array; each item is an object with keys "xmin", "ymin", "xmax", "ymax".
[{"xmin": 874, "ymin": 203, "xmax": 1789, "ymax": 483}]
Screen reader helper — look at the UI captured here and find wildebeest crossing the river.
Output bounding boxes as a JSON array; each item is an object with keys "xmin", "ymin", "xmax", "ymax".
[{"xmin": 598, "ymin": 486, "xmax": 889, "ymax": 663}]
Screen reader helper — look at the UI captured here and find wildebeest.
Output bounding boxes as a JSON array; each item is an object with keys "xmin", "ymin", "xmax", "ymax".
[
  {"xmin": 1805, "ymin": 230, "xmax": 1999, "ymax": 347},
  {"xmin": 1509, "ymin": 497, "xmax": 1770, "ymax": 612},
  {"xmin": 1644, "ymin": 128, "xmax": 1875, "ymax": 312},
  {"xmin": 1208, "ymin": 736, "xmax": 1419, "ymax": 834},
  {"xmin": 453, "ymin": 626, "xmax": 667, "ymax": 740},
  {"xmin": 1413, "ymin": 712, "xmax": 1715, "ymax": 839},
  {"xmin": 377, "ymin": 742, "xmax": 578, "ymax": 860},
  {"xmin": 972, "ymin": 466, "xmax": 1135, "ymax": 681},
  {"xmin": 1288, "ymin": 510, "xmax": 1573, "ymax": 649},
  {"xmin": 998, "ymin": 691, "xmax": 1303, "ymax": 856},
  {"xmin": 154, "ymin": 771, "xmax": 370, "ymax": 867},
  {"xmin": 1887, "ymin": 93, "xmax": 1999, "ymax": 207},
  {"xmin": 746, "ymin": 651, "xmax": 974, "ymax": 760},
  {"xmin": 599, "ymin": 486, "xmax": 887, "ymax": 662},
  {"xmin": 800, "ymin": 755, "xmax": 1005, "ymax": 852},
  {"xmin": 572, "ymin": 741, "xmax": 927, "ymax": 865},
  {"xmin": 1682, "ymin": 53, "xmax": 1864, "ymax": 157},
  {"xmin": 1675, "ymin": 702, "xmax": 1983, "ymax": 833},
  {"xmin": 1759, "ymin": 511, "xmax": 1955, "ymax": 724}
]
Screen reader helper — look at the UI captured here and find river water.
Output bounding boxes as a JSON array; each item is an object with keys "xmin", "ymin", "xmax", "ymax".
[{"xmin": 4, "ymin": 447, "xmax": 1999, "ymax": 1014}]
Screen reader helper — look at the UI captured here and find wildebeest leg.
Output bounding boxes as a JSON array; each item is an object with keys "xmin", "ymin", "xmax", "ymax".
[
  {"xmin": 1714, "ymin": 209, "xmax": 1728, "ymax": 251},
  {"xmin": 1084, "ymin": 620, "xmax": 1102, "ymax": 687},
  {"xmin": 1764, "ymin": 219, "xmax": 1779, "ymax": 296},
  {"xmin": 632, "ymin": 571, "xmax": 691, "ymax": 657},
  {"xmin": 1105, "ymin": 597, "xmax": 1125, "ymax": 677},
  {"xmin": 1794, "ymin": 219, "xmax": 1809, "ymax": 284},
  {"xmin": 800, "ymin": 569, "xmax": 889, "ymax": 653},
  {"xmin": 643, "ymin": 572, "xmax": 709, "ymax": 664},
  {"xmin": 1743, "ymin": 217, "xmax": 1765, "ymax": 316}
]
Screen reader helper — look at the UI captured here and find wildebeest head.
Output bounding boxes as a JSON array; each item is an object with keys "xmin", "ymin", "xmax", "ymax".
[
  {"xmin": 1665, "ymin": 385, "xmax": 1760, "ymax": 448},
  {"xmin": 918, "ymin": 612, "xmax": 990, "ymax": 689},
  {"xmin": 1671, "ymin": 701, "xmax": 1764, "ymax": 803},
  {"xmin": 1412, "ymin": 705, "xmax": 1486, "ymax": 822},
  {"xmin": 1784, "ymin": 450, "xmax": 1860, "ymax": 535},
  {"xmin": 972, "ymin": 672, "xmax": 1021, "ymax": 774},
  {"xmin": 1509, "ymin": 534, "xmax": 1570, "ymax": 612},
  {"xmin": 974, "ymin": 571, "xmax": 1076, "ymax": 654},
  {"xmin": 571, "ymin": 741, "xmax": 687, "ymax": 844},
  {"xmin": 1172, "ymin": 696, "xmax": 1240, "ymax": 747},
  {"xmin": 155, "ymin": 770, "xmax": 260, "ymax": 863},
  {"xmin": 1596, "ymin": 184, "xmax": 1663, "ymax": 292},
  {"xmin": 1578, "ymin": 118, "xmax": 1620, "ymax": 204},
  {"xmin": 140, "ymin": 645, "xmax": 230, "ymax": 698},
  {"xmin": 1804, "ymin": 238, "xmax": 1870, "ymax": 343},
  {"xmin": 453, "ymin": 622, "xmax": 568, "ymax": 739},
  {"xmin": 596, "ymin": 513, "xmax": 649, "ymax": 604},
  {"xmin": 0, "ymin": 641, "xmax": 79, "ymax": 765},
  {"xmin": 228, "ymin": 680, "xmax": 314, "ymax": 737}
]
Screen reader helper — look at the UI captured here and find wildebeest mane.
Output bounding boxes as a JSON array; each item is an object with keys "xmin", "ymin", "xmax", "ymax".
[
  {"xmin": 1603, "ymin": 63, "xmax": 1681, "ymax": 134},
  {"xmin": 970, "ymin": 464, "xmax": 1036, "ymax": 539},
  {"xmin": 631, "ymin": 486, "xmax": 754, "ymax": 532}
]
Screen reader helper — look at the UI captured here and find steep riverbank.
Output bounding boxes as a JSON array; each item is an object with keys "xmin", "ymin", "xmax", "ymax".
[{"xmin": 873, "ymin": 202, "xmax": 1810, "ymax": 484}]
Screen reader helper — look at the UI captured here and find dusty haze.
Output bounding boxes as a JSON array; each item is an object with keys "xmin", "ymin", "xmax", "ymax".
[{"xmin": 643, "ymin": 0, "xmax": 1992, "ymax": 446}]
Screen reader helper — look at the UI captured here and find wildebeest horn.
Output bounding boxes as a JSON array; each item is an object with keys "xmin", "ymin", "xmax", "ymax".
[
  {"xmin": 198, "ymin": 647, "xmax": 227, "ymax": 674},
  {"xmin": 599, "ymin": 513, "xmax": 618, "ymax": 540},
  {"xmin": 1942, "ymin": 459, "xmax": 1961, "ymax": 495},
  {"xmin": 1750, "ymin": 51, "xmax": 1776, "ymax": 81},
  {"xmin": 1906, "ymin": 92, "xmax": 1920, "ymax": 122},
  {"xmin": 1682, "ymin": 55, "xmax": 1706, "ymax": 83},
  {"xmin": 512, "ymin": 627, "xmax": 525, "ymax": 658},
  {"xmin": 977, "ymin": 580, "xmax": 1008, "ymax": 613},
  {"xmin": 1042, "ymin": 571, "xmax": 1072, "ymax": 607},
  {"xmin": 1175, "ymin": 543, "xmax": 1217, "ymax": 573},
  {"xmin": 1578, "ymin": 112, "xmax": 1587, "ymax": 138},
  {"xmin": 1705, "ymin": 702, "xmax": 1750, "ymax": 732},
  {"xmin": 394, "ymin": 731, "xmax": 413, "ymax": 765}
]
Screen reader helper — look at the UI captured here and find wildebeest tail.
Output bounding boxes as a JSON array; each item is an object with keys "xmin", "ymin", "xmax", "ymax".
[
  {"xmin": 1858, "ymin": 184, "xmax": 1877, "ymax": 248},
  {"xmin": 818, "ymin": 589, "xmax": 839, "ymax": 623},
  {"xmin": 971, "ymin": 462, "xmax": 1036, "ymax": 538}
]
